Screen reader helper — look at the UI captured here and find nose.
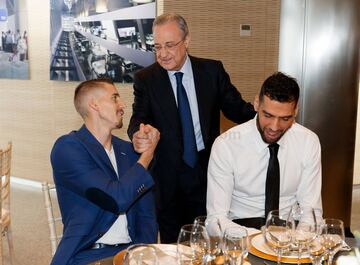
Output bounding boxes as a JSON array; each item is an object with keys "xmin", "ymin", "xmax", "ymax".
[
  {"xmin": 156, "ymin": 48, "xmax": 169, "ymax": 58},
  {"xmin": 118, "ymin": 100, "xmax": 125, "ymax": 109},
  {"xmin": 268, "ymin": 118, "xmax": 280, "ymax": 131}
]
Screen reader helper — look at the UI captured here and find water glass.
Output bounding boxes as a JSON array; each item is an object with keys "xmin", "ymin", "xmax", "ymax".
[
  {"xmin": 291, "ymin": 204, "xmax": 318, "ymax": 264},
  {"xmin": 223, "ymin": 226, "xmax": 248, "ymax": 265},
  {"xmin": 264, "ymin": 209, "xmax": 294, "ymax": 265},
  {"xmin": 123, "ymin": 244, "xmax": 158, "ymax": 265},
  {"xmin": 177, "ymin": 224, "xmax": 210, "ymax": 265},
  {"xmin": 320, "ymin": 218, "xmax": 345, "ymax": 265}
]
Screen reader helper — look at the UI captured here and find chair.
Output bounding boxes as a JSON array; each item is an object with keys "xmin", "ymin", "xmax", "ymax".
[
  {"xmin": 0, "ymin": 142, "xmax": 15, "ymax": 265},
  {"xmin": 42, "ymin": 182, "xmax": 62, "ymax": 256}
]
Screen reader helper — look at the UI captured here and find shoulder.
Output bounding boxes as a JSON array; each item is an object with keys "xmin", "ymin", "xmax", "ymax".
[
  {"xmin": 50, "ymin": 131, "xmax": 84, "ymax": 164},
  {"xmin": 213, "ymin": 119, "xmax": 254, "ymax": 148},
  {"xmin": 52, "ymin": 131, "xmax": 79, "ymax": 150},
  {"xmin": 135, "ymin": 62, "xmax": 164, "ymax": 80},
  {"xmin": 189, "ymin": 55, "xmax": 223, "ymax": 70},
  {"xmin": 287, "ymin": 123, "xmax": 321, "ymax": 149},
  {"xmin": 291, "ymin": 123, "xmax": 319, "ymax": 141}
]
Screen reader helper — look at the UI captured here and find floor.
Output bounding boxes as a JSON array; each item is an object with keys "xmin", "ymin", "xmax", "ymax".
[{"xmin": 2, "ymin": 183, "xmax": 360, "ymax": 264}]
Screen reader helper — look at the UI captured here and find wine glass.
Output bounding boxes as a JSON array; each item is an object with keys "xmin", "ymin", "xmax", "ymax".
[
  {"xmin": 291, "ymin": 204, "xmax": 318, "ymax": 264},
  {"xmin": 223, "ymin": 226, "xmax": 248, "ymax": 265},
  {"xmin": 320, "ymin": 218, "xmax": 345, "ymax": 265},
  {"xmin": 193, "ymin": 215, "xmax": 223, "ymax": 263},
  {"xmin": 177, "ymin": 224, "xmax": 210, "ymax": 265},
  {"xmin": 308, "ymin": 234, "xmax": 326, "ymax": 265},
  {"xmin": 263, "ymin": 209, "xmax": 294, "ymax": 265},
  {"xmin": 123, "ymin": 243, "xmax": 158, "ymax": 265},
  {"xmin": 194, "ymin": 215, "xmax": 207, "ymax": 227}
]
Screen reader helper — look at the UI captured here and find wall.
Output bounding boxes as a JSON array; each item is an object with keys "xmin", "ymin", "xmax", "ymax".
[{"xmin": 0, "ymin": 0, "xmax": 280, "ymax": 182}]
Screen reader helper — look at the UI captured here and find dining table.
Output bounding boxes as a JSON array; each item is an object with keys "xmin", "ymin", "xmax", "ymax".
[{"xmin": 92, "ymin": 237, "xmax": 359, "ymax": 265}]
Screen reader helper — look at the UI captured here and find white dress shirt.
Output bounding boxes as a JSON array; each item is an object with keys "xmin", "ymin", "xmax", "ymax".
[
  {"xmin": 96, "ymin": 145, "xmax": 131, "ymax": 245},
  {"xmin": 168, "ymin": 55, "xmax": 205, "ymax": 151},
  {"xmin": 207, "ymin": 116, "xmax": 322, "ymax": 233}
]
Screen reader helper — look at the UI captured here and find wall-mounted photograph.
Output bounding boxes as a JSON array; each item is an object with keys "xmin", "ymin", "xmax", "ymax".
[
  {"xmin": 50, "ymin": 0, "xmax": 156, "ymax": 82},
  {"xmin": 0, "ymin": 0, "xmax": 29, "ymax": 80}
]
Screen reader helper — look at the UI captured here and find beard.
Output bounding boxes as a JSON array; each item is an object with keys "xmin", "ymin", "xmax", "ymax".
[
  {"xmin": 256, "ymin": 116, "xmax": 287, "ymax": 144},
  {"xmin": 116, "ymin": 118, "xmax": 123, "ymax": 129}
]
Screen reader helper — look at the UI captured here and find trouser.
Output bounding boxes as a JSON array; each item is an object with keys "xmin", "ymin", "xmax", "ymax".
[{"xmin": 155, "ymin": 151, "xmax": 208, "ymax": 243}]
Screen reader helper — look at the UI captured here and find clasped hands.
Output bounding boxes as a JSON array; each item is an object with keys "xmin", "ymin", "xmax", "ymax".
[{"xmin": 133, "ymin": 123, "xmax": 160, "ymax": 155}]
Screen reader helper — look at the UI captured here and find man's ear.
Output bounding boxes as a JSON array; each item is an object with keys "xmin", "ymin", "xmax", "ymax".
[
  {"xmin": 254, "ymin": 94, "xmax": 260, "ymax": 112},
  {"xmin": 88, "ymin": 97, "xmax": 99, "ymax": 112},
  {"xmin": 294, "ymin": 104, "xmax": 299, "ymax": 119},
  {"xmin": 184, "ymin": 34, "xmax": 191, "ymax": 49}
]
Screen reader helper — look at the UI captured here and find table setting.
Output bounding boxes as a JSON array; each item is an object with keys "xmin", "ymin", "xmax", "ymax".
[{"xmin": 109, "ymin": 204, "xmax": 358, "ymax": 265}]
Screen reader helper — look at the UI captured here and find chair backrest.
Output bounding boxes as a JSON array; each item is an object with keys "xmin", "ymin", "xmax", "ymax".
[
  {"xmin": 42, "ymin": 182, "xmax": 63, "ymax": 256},
  {"xmin": 0, "ymin": 142, "xmax": 12, "ymax": 215}
]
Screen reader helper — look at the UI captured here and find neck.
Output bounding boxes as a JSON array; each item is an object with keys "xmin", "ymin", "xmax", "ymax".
[{"xmin": 85, "ymin": 120, "xmax": 112, "ymax": 151}]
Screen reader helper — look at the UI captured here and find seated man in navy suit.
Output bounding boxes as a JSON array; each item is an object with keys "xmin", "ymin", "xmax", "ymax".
[{"xmin": 50, "ymin": 78, "xmax": 160, "ymax": 265}]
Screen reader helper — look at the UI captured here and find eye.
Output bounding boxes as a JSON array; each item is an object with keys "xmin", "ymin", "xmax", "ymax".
[
  {"xmin": 264, "ymin": 113, "xmax": 271, "ymax": 118},
  {"xmin": 111, "ymin": 95, "xmax": 120, "ymax": 102},
  {"xmin": 165, "ymin": 43, "xmax": 175, "ymax": 49}
]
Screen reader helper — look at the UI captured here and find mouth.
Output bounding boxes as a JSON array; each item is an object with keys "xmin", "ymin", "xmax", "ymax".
[
  {"xmin": 117, "ymin": 110, "xmax": 124, "ymax": 116},
  {"xmin": 265, "ymin": 130, "xmax": 281, "ymax": 141}
]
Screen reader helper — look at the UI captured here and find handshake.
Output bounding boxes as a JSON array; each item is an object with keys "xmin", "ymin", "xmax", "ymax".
[{"xmin": 132, "ymin": 123, "xmax": 160, "ymax": 169}]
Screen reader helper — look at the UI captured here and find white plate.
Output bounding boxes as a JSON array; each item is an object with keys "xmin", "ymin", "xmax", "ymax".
[
  {"xmin": 150, "ymin": 244, "xmax": 178, "ymax": 264},
  {"xmin": 251, "ymin": 234, "xmax": 309, "ymax": 259}
]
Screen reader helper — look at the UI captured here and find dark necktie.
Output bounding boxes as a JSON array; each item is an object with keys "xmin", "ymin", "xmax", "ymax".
[
  {"xmin": 265, "ymin": 143, "xmax": 280, "ymax": 219},
  {"xmin": 175, "ymin": 72, "xmax": 198, "ymax": 168}
]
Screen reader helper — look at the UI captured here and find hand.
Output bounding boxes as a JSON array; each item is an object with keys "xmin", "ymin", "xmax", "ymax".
[
  {"xmin": 133, "ymin": 123, "xmax": 158, "ymax": 153},
  {"xmin": 135, "ymin": 124, "xmax": 160, "ymax": 169}
]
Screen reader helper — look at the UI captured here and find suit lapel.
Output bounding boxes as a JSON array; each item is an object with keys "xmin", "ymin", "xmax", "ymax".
[
  {"xmin": 75, "ymin": 125, "xmax": 118, "ymax": 181},
  {"xmin": 112, "ymin": 138, "xmax": 131, "ymax": 179},
  {"xmin": 152, "ymin": 64, "xmax": 181, "ymax": 131}
]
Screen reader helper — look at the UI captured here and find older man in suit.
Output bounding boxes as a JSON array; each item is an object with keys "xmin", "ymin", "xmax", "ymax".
[
  {"xmin": 128, "ymin": 13, "xmax": 256, "ymax": 243},
  {"xmin": 50, "ymin": 79, "xmax": 160, "ymax": 265}
]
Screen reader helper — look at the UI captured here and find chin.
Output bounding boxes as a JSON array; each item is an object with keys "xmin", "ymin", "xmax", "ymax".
[{"xmin": 116, "ymin": 121, "xmax": 123, "ymax": 129}]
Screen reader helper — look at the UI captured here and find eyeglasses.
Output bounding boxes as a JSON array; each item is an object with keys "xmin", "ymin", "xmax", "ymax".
[{"xmin": 153, "ymin": 38, "xmax": 185, "ymax": 52}]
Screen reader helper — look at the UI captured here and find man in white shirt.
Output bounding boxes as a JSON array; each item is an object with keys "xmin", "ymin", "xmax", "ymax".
[{"xmin": 207, "ymin": 72, "xmax": 322, "ymax": 233}]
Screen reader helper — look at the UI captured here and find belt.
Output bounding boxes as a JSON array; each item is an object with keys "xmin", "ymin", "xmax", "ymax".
[
  {"xmin": 91, "ymin": 243, "xmax": 121, "ymax": 249},
  {"xmin": 232, "ymin": 217, "xmax": 266, "ymax": 230}
]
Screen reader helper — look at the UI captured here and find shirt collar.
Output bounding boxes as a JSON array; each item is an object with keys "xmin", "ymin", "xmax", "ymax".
[{"xmin": 167, "ymin": 54, "xmax": 191, "ymax": 78}]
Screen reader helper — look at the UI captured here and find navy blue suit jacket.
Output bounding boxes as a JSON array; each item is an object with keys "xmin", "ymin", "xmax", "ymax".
[{"xmin": 50, "ymin": 125, "xmax": 157, "ymax": 265}]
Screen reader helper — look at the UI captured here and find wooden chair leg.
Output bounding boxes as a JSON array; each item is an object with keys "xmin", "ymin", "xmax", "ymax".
[
  {"xmin": 6, "ymin": 226, "xmax": 15, "ymax": 265},
  {"xmin": 0, "ymin": 233, "xmax": 3, "ymax": 265}
]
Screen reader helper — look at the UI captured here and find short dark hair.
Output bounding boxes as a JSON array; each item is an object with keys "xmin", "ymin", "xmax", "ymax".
[
  {"xmin": 74, "ymin": 78, "xmax": 114, "ymax": 118},
  {"xmin": 153, "ymin": 13, "xmax": 189, "ymax": 39},
  {"xmin": 259, "ymin": 72, "xmax": 300, "ymax": 105}
]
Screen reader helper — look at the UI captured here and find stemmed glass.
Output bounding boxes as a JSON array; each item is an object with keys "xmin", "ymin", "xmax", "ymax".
[
  {"xmin": 177, "ymin": 224, "xmax": 210, "ymax": 265},
  {"xmin": 123, "ymin": 243, "xmax": 158, "ymax": 265},
  {"xmin": 194, "ymin": 215, "xmax": 223, "ymax": 263},
  {"xmin": 263, "ymin": 209, "xmax": 294, "ymax": 265},
  {"xmin": 320, "ymin": 218, "xmax": 345, "ymax": 265},
  {"xmin": 290, "ymin": 204, "xmax": 318, "ymax": 264},
  {"xmin": 308, "ymin": 234, "xmax": 326, "ymax": 265},
  {"xmin": 223, "ymin": 226, "xmax": 248, "ymax": 265}
]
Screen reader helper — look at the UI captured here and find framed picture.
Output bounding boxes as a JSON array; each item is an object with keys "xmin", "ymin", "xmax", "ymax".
[
  {"xmin": 0, "ymin": 0, "xmax": 29, "ymax": 80},
  {"xmin": 50, "ymin": 0, "xmax": 156, "ymax": 82}
]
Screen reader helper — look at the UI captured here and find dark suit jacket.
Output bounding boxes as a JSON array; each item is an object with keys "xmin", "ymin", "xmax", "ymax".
[
  {"xmin": 50, "ymin": 125, "xmax": 158, "ymax": 265},
  {"xmin": 127, "ymin": 56, "xmax": 255, "ymax": 209}
]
